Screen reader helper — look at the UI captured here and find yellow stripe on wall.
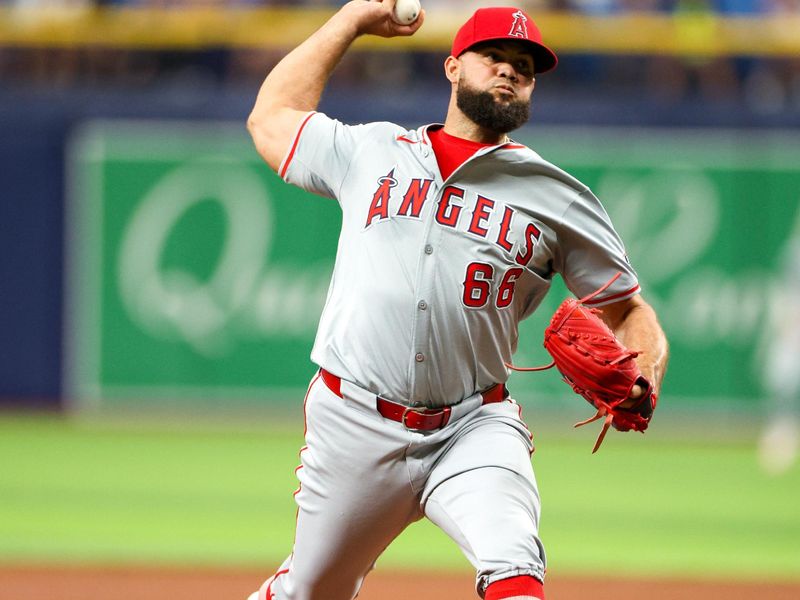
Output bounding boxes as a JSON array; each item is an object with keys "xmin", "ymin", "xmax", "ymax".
[{"xmin": 1, "ymin": 7, "xmax": 798, "ymax": 58}]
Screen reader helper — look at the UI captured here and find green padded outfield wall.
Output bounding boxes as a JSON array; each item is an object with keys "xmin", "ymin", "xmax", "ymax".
[{"xmin": 65, "ymin": 121, "xmax": 800, "ymax": 412}]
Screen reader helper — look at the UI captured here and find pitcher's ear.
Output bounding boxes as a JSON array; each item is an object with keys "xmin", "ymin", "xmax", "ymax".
[{"xmin": 444, "ymin": 55, "xmax": 460, "ymax": 84}]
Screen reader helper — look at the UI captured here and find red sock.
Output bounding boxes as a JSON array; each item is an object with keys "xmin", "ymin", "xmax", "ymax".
[{"xmin": 485, "ymin": 575, "xmax": 544, "ymax": 600}]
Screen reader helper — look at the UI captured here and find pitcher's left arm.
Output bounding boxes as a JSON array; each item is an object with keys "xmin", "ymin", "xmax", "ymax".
[{"xmin": 601, "ymin": 294, "xmax": 669, "ymax": 403}]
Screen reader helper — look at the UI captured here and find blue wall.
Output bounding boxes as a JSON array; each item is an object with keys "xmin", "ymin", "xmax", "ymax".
[{"xmin": 1, "ymin": 77, "xmax": 797, "ymax": 406}]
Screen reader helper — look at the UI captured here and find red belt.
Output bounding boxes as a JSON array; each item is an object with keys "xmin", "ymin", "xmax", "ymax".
[{"xmin": 319, "ymin": 369, "xmax": 507, "ymax": 431}]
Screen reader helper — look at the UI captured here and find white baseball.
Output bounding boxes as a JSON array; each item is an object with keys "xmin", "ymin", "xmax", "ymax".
[{"xmin": 392, "ymin": 0, "xmax": 421, "ymax": 25}]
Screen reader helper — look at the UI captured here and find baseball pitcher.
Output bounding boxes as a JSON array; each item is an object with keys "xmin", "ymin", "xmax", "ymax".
[{"xmin": 246, "ymin": 2, "xmax": 669, "ymax": 599}]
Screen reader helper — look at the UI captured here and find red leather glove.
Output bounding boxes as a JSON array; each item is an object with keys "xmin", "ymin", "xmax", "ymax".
[{"xmin": 508, "ymin": 274, "xmax": 657, "ymax": 453}]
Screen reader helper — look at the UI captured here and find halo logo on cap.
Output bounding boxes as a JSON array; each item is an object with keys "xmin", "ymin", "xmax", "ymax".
[
  {"xmin": 508, "ymin": 10, "xmax": 529, "ymax": 39},
  {"xmin": 451, "ymin": 7, "xmax": 559, "ymax": 74}
]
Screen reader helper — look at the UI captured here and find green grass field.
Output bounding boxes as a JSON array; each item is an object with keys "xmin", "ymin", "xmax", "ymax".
[{"xmin": 1, "ymin": 413, "xmax": 798, "ymax": 581}]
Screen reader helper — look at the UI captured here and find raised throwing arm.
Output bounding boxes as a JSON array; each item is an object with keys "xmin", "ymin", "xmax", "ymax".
[{"xmin": 247, "ymin": 0, "xmax": 425, "ymax": 172}]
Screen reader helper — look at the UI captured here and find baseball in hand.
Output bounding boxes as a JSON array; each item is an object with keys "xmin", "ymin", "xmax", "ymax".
[{"xmin": 392, "ymin": 0, "xmax": 421, "ymax": 25}]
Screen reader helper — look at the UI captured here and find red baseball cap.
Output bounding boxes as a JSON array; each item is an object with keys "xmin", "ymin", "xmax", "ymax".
[{"xmin": 451, "ymin": 7, "xmax": 558, "ymax": 74}]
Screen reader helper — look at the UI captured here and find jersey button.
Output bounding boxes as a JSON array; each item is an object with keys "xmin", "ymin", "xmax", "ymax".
[
  {"xmin": 415, "ymin": 353, "xmax": 425, "ymax": 362},
  {"xmin": 424, "ymin": 244, "xmax": 433, "ymax": 255},
  {"xmin": 418, "ymin": 300, "xmax": 427, "ymax": 310}
]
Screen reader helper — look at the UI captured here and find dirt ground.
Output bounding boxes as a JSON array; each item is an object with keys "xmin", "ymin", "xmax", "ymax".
[{"xmin": 1, "ymin": 565, "xmax": 799, "ymax": 600}]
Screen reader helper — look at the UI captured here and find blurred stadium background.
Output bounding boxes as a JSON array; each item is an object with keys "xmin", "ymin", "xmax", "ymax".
[{"xmin": 1, "ymin": 1, "xmax": 799, "ymax": 599}]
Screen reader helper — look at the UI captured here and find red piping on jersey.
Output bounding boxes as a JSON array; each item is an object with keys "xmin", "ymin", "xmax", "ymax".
[
  {"xmin": 293, "ymin": 374, "xmax": 318, "ymax": 502},
  {"xmin": 303, "ymin": 372, "xmax": 320, "ymax": 436},
  {"xmin": 421, "ymin": 125, "xmax": 438, "ymax": 145},
  {"xmin": 292, "ymin": 447, "xmax": 307, "ymax": 498},
  {"xmin": 396, "ymin": 135, "xmax": 418, "ymax": 144},
  {"xmin": 514, "ymin": 401, "xmax": 535, "ymax": 454},
  {"xmin": 421, "ymin": 124, "xmax": 527, "ymax": 150},
  {"xmin": 582, "ymin": 283, "xmax": 641, "ymax": 306},
  {"xmin": 279, "ymin": 112, "xmax": 317, "ymax": 180},
  {"xmin": 265, "ymin": 568, "xmax": 289, "ymax": 600},
  {"xmin": 269, "ymin": 374, "xmax": 319, "ymax": 599}
]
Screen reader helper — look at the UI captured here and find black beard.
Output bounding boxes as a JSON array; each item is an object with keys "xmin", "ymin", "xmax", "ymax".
[{"xmin": 456, "ymin": 80, "xmax": 531, "ymax": 134}]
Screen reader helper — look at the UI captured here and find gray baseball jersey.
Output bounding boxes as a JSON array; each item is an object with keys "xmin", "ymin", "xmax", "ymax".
[{"xmin": 281, "ymin": 111, "xmax": 639, "ymax": 408}]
